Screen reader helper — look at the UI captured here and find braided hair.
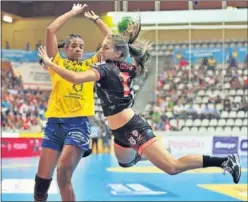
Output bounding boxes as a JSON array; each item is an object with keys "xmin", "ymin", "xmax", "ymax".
[{"xmin": 39, "ymin": 34, "xmax": 83, "ymax": 65}]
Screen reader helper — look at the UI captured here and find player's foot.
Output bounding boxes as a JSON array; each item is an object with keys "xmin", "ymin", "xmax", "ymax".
[{"xmin": 222, "ymin": 154, "xmax": 241, "ymax": 184}]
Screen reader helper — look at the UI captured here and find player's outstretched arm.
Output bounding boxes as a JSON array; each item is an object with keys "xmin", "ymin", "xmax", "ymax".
[{"xmin": 38, "ymin": 46, "xmax": 98, "ymax": 84}]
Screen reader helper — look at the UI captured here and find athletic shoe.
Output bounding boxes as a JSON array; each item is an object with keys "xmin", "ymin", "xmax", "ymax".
[{"xmin": 222, "ymin": 154, "xmax": 241, "ymax": 184}]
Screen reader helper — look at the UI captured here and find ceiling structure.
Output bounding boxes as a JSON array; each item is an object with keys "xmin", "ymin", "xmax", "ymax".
[{"xmin": 2, "ymin": 1, "xmax": 248, "ymax": 18}]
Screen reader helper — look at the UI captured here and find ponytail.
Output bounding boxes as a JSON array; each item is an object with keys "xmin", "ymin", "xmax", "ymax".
[
  {"xmin": 127, "ymin": 15, "xmax": 141, "ymax": 44},
  {"xmin": 123, "ymin": 14, "xmax": 152, "ymax": 75},
  {"xmin": 128, "ymin": 41, "xmax": 152, "ymax": 75},
  {"xmin": 57, "ymin": 40, "xmax": 66, "ymax": 49}
]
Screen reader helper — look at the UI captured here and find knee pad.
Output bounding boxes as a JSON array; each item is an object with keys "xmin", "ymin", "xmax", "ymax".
[
  {"xmin": 118, "ymin": 153, "xmax": 141, "ymax": 168},
  {"xmin": 34, "ymin": 175, "xmax": 52, "ymax": 202}
]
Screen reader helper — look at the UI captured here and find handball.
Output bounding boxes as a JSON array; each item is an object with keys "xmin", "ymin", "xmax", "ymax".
[{"xmin": 117, "ymin": 16, "xmax": 134, "ymax": 34}]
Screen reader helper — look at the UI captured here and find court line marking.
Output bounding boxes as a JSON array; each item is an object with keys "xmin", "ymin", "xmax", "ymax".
[
  {"xmin": 198, "ymin": 184, "xmax": 248, "ymax": 201},
  {"xmin": 2, "ymin": 164, "xmax": 36, "ymax": 169},
  {"xmin": 107, "ymin": 166, "xmax": 248, "ymax": 174}
]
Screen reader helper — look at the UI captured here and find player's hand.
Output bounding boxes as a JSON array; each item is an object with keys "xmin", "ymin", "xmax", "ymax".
[
  {"xmin": 84, "ymin": 10, "xmax": 100, "ymax": 21},
  {"xmin": 123, "ymin": 23, "xmax": 139, "ymax": 41},
  {"xmin": 37, "ymin": 46, "xmax": 53, "ymax": 67},
  {"xmin": 71, "ymin": 3, "xmax": 88, "ymax": 16}
]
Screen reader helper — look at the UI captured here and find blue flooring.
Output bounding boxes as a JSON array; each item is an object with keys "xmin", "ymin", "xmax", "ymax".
[{"xmin": 2, "ymin": 154, "xmax": 248, "ymax": 201}]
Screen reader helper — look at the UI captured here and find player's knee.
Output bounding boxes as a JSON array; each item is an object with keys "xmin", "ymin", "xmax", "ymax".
[
  {"xmin": 166, "ymin": 167, "xmax": 178, "ymax": 175},
  {"xmin": 118, "ymin": 153, "xmax": 142, "ymax": 168},
  {"xmin": 56, "ymin": 164, "xmax": 72, "ymax": 188},
  {"xmin": 34, "ymin": 175, "xmax": 52, "ymax": 202},
  {"xmin": 163, "ymin": 161, "xmax": 179, "ymax": 175}
]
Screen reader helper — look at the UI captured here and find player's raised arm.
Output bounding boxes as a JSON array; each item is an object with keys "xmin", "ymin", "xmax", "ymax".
[
  {"xmin": 46, "ymin": 3, "xmax": 88, "ymax": 58},
  {"xmin": 84, "ymin": 10, "xmax": 112, "ymax": 37},
  {"xmin": 38, "ymin": 46, "xmax": 98, "ymax": 84}
]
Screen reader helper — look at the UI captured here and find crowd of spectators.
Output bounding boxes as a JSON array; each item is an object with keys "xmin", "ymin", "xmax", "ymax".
[
  {"xmin": 2, "ymin": 45, "xmax": 247, "ymax": 134},
  {"xmin": 1, "ymin": 67, "xmax": 49, "ymax": 132},
  {"xmin": 144, "ymin": 50, "xmax": 248, "ymax": 131}
]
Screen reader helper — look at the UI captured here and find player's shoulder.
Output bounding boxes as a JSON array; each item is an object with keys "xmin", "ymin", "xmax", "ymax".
[
  {"xmin": 81, "ymin": 54, "xmax": 98, "ymax": 67},
  {"xmin": 52, "ymin": 52, "xmax": 63, "ymax": 63},
  {"xmin": 93, "ymin": 61, "xmax": 107, "ymax": 67},
  {"xmin": 92, "ymin": 60, "xmax": 116, "ymax": 69}
]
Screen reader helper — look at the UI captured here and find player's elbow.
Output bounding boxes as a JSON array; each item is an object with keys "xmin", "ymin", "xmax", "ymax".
[{"xmin": 46, "ymin": 26, "xmax": 55, "ymax": 34}]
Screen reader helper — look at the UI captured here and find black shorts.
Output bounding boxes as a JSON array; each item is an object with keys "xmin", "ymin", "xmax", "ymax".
[{"xmin": 111, "ymin": 114, "xmax": 157, "ymax": 155}]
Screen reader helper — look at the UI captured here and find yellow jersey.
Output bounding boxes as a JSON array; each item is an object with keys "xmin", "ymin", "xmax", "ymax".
[{"xmin": 45, "ymin": 52, "xmax": 98, "ymax": 118}]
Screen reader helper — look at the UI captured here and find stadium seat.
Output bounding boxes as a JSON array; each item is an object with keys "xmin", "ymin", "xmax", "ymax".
[
  {"xmin": 182, "ymin": 127, "xmax": 191, "ymax": 132},
  {"xmin": 201, "ymin": 119, "xmax": 210, "ymax": 127},
  {"xmin": 221, "ymin": 111, "xmax": 229, "ymax": 118},
  {"xmin": 226, "ymin": 119, "xmax": 235, "ymax": 126},
  {"xmin": 185, "ymin": 119, "xmax": 193, "ymax": 127},
  {"xmin": 242, "ymin": 119, "xmax": 247, "ymax": 126},
  {"xmin": 193, "ymin": 119, "xmax": 201, "ymax": 127},
  {"xmin": 237, "ymin": 111, "xmax": 245, "ymax": 118},
  {"xmin": 209, "ymin": 119, "xmax": 218, "ymax": 127},
  {"xmin": 232, "ymin": 127, "xmax": 240, "ymax": 133},
  {"xmin": 241, "ymin": 127, "xmax": 248, "ymax": 133},
  {"xmin": 218, "ymin": 119, "xmax": 226, "ymax": 127},
  {"xmin": 199, "ymin": 127, "xmax": 207, "ymax": 133},
  {"xmin": 229, "ymin": 111, "xmax": 237, "ymax": 119},
  {"xmin": 191, "ymin": 127, "xmax": 198, "ymax": 132},
  {"xmin": 235, "ymin": 119, "xmax": 243, "ymax": 127},
  {"xmin": 215, "ymin": 127, "xmax": 224, "ymax": 133},
  {"xmin": 207, "ymin": 127, "xmax": 216, "ymax": 133}
]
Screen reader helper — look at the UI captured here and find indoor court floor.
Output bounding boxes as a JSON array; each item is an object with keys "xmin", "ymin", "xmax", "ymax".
[{"xmin": 2, "ymin": 154, "xmax": 248, "ymax": 201}]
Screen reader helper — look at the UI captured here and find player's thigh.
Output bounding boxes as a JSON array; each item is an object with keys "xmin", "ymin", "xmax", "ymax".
[
  {"xmin": 113, "ymin": 114, "xmax": 157, "ymax": 159},
  {"xmin": 37, "ymin": 148, "xmax": 61, "ymax": 179},
  {"xmin": 63, "ymin": 118, "xmax": 91, "ymax": 155},
  {"xmin": 38, "ymin": 122, "xmax": 63, "ymax": 178},
  {"xmin": 57, "ymin": 145, "xmax": 83, "ymax": 174},
  {"xmin": 57, "ymin": 119, "xmax": 91, "ymax": 173},
  {"xmin": 114, "ymin": 143, "xmax": 137, "ymax": 164}
]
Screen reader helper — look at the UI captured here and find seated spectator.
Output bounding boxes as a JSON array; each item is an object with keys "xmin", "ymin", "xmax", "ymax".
[
  {"xmin": 223, "ymin": 96, "xmax": 231, "ymax": 111},
  {"xmin": 151, "ymin": 106, "xmax": 161, "ymax": 124},
  {"xmin": 239, "ymin": 96, "xmax": 248, "ymax": 111},
  {"xmin": 179, "ymin": 57, "xmax": 189, "ymax": 68},
  {"xmin": 228, "ymin": 50, "xmax": 239, "ymax": 68},
  {"xmin": 230, "ymin": 76, "xmax": 241, "ymax": 89},
  {"xmin": 215, "ymin": 95, "xmax": 222, "ymax": 104},
  {"xmin": 173, "ymin": 103, "xmax": 185, "ymax": 118},
  {"xmin": 208, "ymin": 76, "xmax": 216, "ymax": 89},
  {"xmin": 207, "ymin": 56, "xmax": 216, "ymax": 71},
  {"xmin": 185, "ymin": 104, "xmax": 198, "ymax": 119},
  {"xmin": 164, "ymin": 119, "xmax": 172, "ymax": 131},
  {"xmin": 225, "ymin": 67, "xmax": 233, "ymax": 81},
  {"xmin": 244, "ymin": 78, "xmax": 248, "ymax": 89},
  {"xmin": 202, "ymin": 57, "xmax": 208, "ymax": 67},
  {"xmin": 212, "ymin": 105, "xmax": 221, "ymax": 119}
]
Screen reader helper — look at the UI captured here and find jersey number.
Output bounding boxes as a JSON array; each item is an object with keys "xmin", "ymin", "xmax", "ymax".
[{"xmin": 119, "ymin": 72, "xmax": 130, "ymax": 97}]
